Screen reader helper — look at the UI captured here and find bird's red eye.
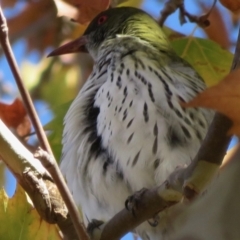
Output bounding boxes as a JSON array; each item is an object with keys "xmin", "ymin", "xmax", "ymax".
[{"xmin": 97, "ymin": 15, "xmax": 108, "ymax": 25}]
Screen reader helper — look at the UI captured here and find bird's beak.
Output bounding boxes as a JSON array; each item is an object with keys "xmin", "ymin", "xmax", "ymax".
[{"xmin": 47, "ymin": 35, "xmax": 88, "ymax": 57}]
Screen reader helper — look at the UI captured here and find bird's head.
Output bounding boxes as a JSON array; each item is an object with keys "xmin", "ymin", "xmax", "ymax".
[{"xmin": 48, "ymin": 7, "xmax": 171, "ymax": 59}]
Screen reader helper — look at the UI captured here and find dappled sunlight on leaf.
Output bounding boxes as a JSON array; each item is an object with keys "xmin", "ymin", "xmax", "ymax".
[
  {"xmin": 53, "ymin": 0, "xmax": 110, "ymax": 24},
  {"xmin": 52, "ymin": 0, "xmax": 143, "ymax": 25},
  {"xmin": 54, "ymin": 0, "xmax": 79, "ymax": 20},
  {"xmin": 182, "ymin": 69, "xmax": 240, "ymax": 136}
]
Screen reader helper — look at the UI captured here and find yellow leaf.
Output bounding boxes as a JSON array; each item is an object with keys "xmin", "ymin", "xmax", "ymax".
[{"xmin": 0, "ymin": 185, "xmax": 61, "ymax": 240}]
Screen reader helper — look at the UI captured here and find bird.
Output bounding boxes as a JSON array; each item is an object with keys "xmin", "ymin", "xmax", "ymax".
[{"xmin": 48, "ymin": 6, "xmax": 213, "ymax": 240}]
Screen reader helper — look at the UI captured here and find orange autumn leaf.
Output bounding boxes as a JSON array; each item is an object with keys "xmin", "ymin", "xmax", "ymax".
[
  {"xmin": 7, "ymin": 0, "xmax": 60, "ymax": 53},
  {"xmin": 1, "ymin": 0, "xmax": 17, "ymax": 8},
  {"xmin": 0, "ymin": 99, "xmax": 31, "ymax": 137},
  {"xmin": 182, "ymin": 69, "xmax": 240, "ymax": 135},
  {"xmin": 220, "ymin": 0, "xmax": 240, "ymax": 13},
  {"xmin": 54, "ymin": 0, "xmax": 110, "ymax": 24},
  {"xmin": 199, "ymin": 3, "xmax": 230, "ymax": 49}
]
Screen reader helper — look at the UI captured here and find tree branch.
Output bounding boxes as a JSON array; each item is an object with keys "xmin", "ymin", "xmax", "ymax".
[
  {"xmin": 166, "ymin": 144, "xmax": 240, "ymax": 240},
  {"xmin": 0, "ymin": 119, "xmax": 89, "ymax": 240},
  {"xmin": 0, "ymin": 120, "xmax": 65, "ymax": 226},
  {"xmin": 0, "ymin": 6, "xmax": 89, "ymax": 240},
  {"xmin": 0, "ymin": 6, "xmax": 52, "ymax": 154},
  {"xmin": 99, "ymin": 185, "xmax": 182, "ymax": 240}
]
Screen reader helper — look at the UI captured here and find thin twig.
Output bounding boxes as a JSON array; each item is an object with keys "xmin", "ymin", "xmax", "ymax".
[
  {"xmin": 0, "ymin": 119, "xmax": 79, "ymax": 239},
  {"xmin": 159, "ymin": 0, "xmax": 216, "ymax": 27},
  {"xmin": 0, "ymin": 119, "xmax": 64, "ymax": 221},
  {"xmin": 0, "ymin": 6, "xmax": 89, "ymax": 240},
  {"xmin": 35, "ymin": 148, "xmax": 90, "ymax": 240},
  {"xmin": 0, "ymin": 7, "xmax": 51, "ymax": 154},
  {"xmin": 159, "ymin": 0, "xmax": 183, "ymax": 26}
]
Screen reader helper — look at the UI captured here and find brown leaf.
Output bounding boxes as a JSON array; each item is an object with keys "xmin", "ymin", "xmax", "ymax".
[
  {"xmin": 182, "ymin": 69, "xmax": 240, "ymax": 135},
  {"xmin": 0, "ymin": 99, "xmax": 31, "ymax": 137},
  {"xmin": 199, "ymin": 3, "xmax": 230, "ymax": 49},
  {"xmin": 54, "ymin": 0, "xmax": 111, "ymax": 24},
  {"xmin": 7, "ymin": 1, "xmax": 54, "ymax": 39},
  {"xmin": 7, "ymin": 0, "xmax": 60, "ymax": 53},
  {"xmin": 16, "ymin": 116, "xmax": 32, "ymax": 138},
  {"xmin": 220, "ymin": 0, "xmax": 240, "ymax": 13},
  {"xmin": 1, "ymin": 0, "xmax": 17, "ymax": 8}
]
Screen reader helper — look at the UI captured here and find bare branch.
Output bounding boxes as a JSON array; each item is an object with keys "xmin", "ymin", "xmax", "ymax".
[
  {"xmin": 0, "ymin": 119, "xmax": 90, "ymax": 240},
  {"xmin": 166, "ymin": 144, "xmax": 240, "ymax": 240},
  {"xmin": 0, "ymin": 6, "xmax": 52, "ymax": 154},
  {"xmin": 34, "ymin": 148, "xmax": 90, "ymax": 240},
  {"xmin": 99, "ymin": 185, "xmax": 182, "ymax": 240},
  {"xmin": 159, "ymin": 0, "xmax": 184, "ymax": 26},
  {"xmin": 0, "ymin": 120, "xmax": 66, "ymax": 229},
  {"xmin": 168, "ymin": 112, "xmax": 232, "ymax": 200}
]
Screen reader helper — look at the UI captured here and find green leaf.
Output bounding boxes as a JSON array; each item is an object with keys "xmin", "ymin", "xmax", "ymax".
[
  {"xmin": 171, "ymin": 37, "xmax": 233, "ymax": 86},
  {"xmin": 40, "ymin": 64, "xmax": 80, "ymax": 106},
  {"xmin": 47, "ymin": 102, "xmax": 72, "ymax": 162},
  {"xmin": 22, "ymin": 58, "xmax": 80, "ymax": 107}
]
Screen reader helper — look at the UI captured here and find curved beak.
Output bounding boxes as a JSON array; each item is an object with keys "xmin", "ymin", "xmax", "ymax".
[{"xmin": 47, "ymin": 35, "xmax": 88, "ymax": 57}]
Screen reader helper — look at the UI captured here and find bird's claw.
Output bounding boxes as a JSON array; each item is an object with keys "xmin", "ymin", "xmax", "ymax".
[
  {"xmin": 125, "ymin": 188, "xmax": 148, "ymax": 216},
  {"xmin": 87, "ymin": 219, "xmax": 104, "ymax": 235}
]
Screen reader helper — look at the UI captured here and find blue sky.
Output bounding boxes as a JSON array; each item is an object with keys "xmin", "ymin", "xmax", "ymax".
[{"xmin": 1, "ymin": 1, "xmax": 238, "ymax": 239}]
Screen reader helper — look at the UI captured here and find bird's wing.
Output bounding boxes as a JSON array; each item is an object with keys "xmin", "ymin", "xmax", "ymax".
[{"xmin": 93, "ymin": 42, "xmax": 212, "ymax": 189}]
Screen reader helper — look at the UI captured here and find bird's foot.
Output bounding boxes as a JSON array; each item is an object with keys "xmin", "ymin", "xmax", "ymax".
[
  {"xmin": 125, "ymin": 188, "xmax": 148, "ymax": 216},
  {"xmin": 87, "ymin": 219, "xmax": 104, "ymax": 240}
]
